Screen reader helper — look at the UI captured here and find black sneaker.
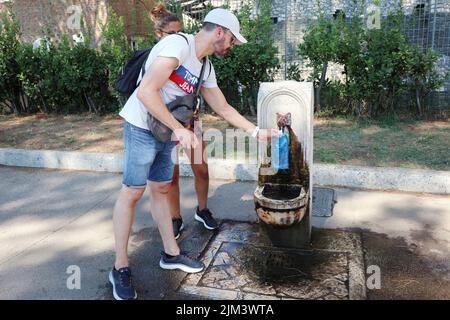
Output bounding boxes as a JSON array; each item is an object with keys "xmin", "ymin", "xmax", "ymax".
[
  {"xmin": 159, "ymin": 251, "xmax": 204, "ymax": 273},
  {"xmin": 109, "ymin": 266, "xmax": 137, "ymax": 300},
  {"xmin": 195, "ymin": 207, "xmax": 219, "ymax": 230},
  {"xmin": 172, "ymin": 218, "xmax": 184, "ymax": 240}
]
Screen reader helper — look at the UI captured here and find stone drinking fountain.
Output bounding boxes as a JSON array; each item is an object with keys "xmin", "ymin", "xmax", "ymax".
[{"xmin": 254, "ymin": 81, "xmax": 313, "ymax": 248}]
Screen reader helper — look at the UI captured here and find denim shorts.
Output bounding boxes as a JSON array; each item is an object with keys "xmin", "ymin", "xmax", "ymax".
[{"xmin": 122, "ymin": 121, "xmax": 177, "ymax": 188}]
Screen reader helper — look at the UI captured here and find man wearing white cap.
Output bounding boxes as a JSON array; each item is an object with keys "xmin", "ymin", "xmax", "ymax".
[
  {"xmin": 203, "ymin": 8, "xmax": 248, "ymax": 47},
  {"xmin": 112, "ymin": 8, "xmax": 278, "ymax": 300},
  {"xmin": 166, "ymin": 8, "xmax": 253, "ymax": 243}
]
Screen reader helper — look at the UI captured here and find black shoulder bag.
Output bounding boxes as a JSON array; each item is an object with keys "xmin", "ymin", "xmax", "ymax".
[{"xmin": 147, "ymin": 58, "xmax": 207, "ymax": 142}]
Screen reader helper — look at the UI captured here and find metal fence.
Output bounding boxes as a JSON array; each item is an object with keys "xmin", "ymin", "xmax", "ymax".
[
  {"xmin": 178, "ymin": 0, "xmax": 450, "ymax": 116},
  {"xmin": 402, "ymin": 0, "xmax": 450, "ymax": 117}
]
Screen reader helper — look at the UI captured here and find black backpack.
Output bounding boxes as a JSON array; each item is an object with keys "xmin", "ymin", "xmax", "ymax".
[{"xmin": 114, "ymin": 34, "xmax": 189, "ymax": 98}]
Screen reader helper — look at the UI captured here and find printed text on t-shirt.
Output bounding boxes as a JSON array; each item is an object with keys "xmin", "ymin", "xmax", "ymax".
[{"xmin": 169, "ymin": 65, "xmax": 200, "ymax": 94}]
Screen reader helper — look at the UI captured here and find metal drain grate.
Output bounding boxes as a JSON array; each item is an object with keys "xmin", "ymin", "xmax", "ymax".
[{"xmin": 312, "ymin": 187, "xmax": 337, "ymax": 217}]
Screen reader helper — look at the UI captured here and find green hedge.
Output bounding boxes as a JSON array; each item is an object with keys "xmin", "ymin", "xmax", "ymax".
[
  {"xmin": 15, "ymin": 37, "xmax": 113, "ymax": 114},
  {"xmin": 0, "ymin": 7, "xmax": 130, "ymax": 115},
  {"xmin": 298, "ymin": 2, "xmax": 450, "ymax": 118},
  {"xmin": 0, "ymin": 8, "xmax": 23, "ymax": 115}
]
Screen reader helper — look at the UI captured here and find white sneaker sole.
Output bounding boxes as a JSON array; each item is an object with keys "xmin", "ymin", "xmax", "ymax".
[
  {"xmin": 159, "ymin": 259, "xmax": 204, "ymax": 273},
  {"xmin": 109, "ymin": 271, "xmax": 137, "ymax": 300},
  {"xmin": 194, "ymin": 214, "xmax": 217, "ymax": 230}
]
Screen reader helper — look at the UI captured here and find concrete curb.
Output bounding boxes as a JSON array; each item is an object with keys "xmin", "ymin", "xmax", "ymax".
[
  {"xmin": 1, "ymin": 148, "xmax": 449, "ymax": 194},
  {"xmin": 313, "ymin": 163, "xmax": 449, "ymax": 195},
  {"xmin": 0, "ymin": 148, "xmax": 123, "ymax": 172}
]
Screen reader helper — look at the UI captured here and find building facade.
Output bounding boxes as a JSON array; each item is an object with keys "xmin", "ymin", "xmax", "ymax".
[{"xmin": 0, "ymin": 0, "xmax": 155, "ymax": 46}]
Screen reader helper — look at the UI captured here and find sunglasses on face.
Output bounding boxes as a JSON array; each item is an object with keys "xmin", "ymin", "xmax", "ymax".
[
  {"xmin": 225, "ymin": 29, "xmax": 236, "ymax": 46},
  {"xmin": 160, "ymin": 30, "xmax": 178, "ymax": 35}
]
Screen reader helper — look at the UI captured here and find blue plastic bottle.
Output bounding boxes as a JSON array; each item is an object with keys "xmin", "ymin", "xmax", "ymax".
[{"xmin": 271, "ymin": 130, "xmax": 289, "ymax": 169}]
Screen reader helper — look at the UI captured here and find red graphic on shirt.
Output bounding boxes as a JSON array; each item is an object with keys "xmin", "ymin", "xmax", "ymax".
[{"xmin": 169, "ymin": 65, "xmax": 201, "ymax": 94}]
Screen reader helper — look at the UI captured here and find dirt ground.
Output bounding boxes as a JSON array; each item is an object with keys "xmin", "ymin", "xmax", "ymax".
[
  {"xmin": 362, "ymin": 231, "xmax": 450, "ymax": 299},
  {"xmin": 3, "ymin": 113, "xmax": 448, "ymax": 153},
  {"xmin": 0, "ymin": 113, "xmax": 247, "ymax": 153}
]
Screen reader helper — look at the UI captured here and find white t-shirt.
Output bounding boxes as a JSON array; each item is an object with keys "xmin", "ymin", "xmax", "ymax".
[{"xmin": 119, "ymin": 33, "xmax": 218, "ymax": 130}]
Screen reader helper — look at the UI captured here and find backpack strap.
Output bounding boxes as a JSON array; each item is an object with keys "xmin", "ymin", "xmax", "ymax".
[
  {"xmin": 138, "ymin": 33, "xmax": 189, "ymax": 85},
  {"xmin": 208, "ymin": 60, "xmax": 212, "ymax": 78},
  {"xmin": 195, "ymin": 58, "xmax": 207, "ymax": 98}
]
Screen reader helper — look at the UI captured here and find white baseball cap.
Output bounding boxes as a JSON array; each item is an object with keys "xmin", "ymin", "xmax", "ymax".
[{"xmin": 203, "ymin": 8, "xmax": 247, "ymax": 45}]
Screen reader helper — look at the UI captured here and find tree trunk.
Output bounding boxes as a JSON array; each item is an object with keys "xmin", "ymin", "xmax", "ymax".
[
  {"xmin": 11, "ymin": 94, "xmax": 20, "ymax": 115},
  {"xmin": 40, "ymin": 96, "xmax": 48, "ymax": 113},
  {"xmin": 315, "ymin": 61, "xmax": 328, "ymax": 113},
  {"xmin": 8, "ymin": 88, "xmax": 21, "ymax": 115},
  {"xmin": 84, "ymin": 93, "xmax": 98, "ymax": 114},
  {"xmin": 415, "ymin": 81, "xmax": 422, "ymax": 117},
  {"xmin": 1, "ymin": 100, "xmax": 13, "ymax": 114},
  {"xmin": 390, "ymin": 93, "xmax": 397, "ymax": 117},
  {"xmin": 248, "ymin": 95, "xmax": 256, "ymax": 116},
  {"xmin": 247, "ymin": 86, "xmax": 256, "ymax": 116},
  {"xmin": 19, "ymin": 92, "xmax": 28, "ymax": 113}
]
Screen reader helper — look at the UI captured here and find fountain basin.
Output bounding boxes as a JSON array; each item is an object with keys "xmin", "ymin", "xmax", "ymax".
[{"xmin": 254, "ymin": 183, "xmax": 308, "ymax": 227}]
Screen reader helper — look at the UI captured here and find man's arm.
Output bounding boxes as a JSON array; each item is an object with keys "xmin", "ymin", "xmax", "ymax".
[
  {"xmin": 137, "ymin": 56, "xmax": 197, "ymax": 148},
  {"xmin": 137, "ymin": 56, "xmax": 184, "ymax": 132},
  {"xmin": 201, "ymin": 87, "xmax": 278, "ymax": 140},
  {"xmin": 201, "ymin": 87, "xmax": 255, "ymax": 134}
]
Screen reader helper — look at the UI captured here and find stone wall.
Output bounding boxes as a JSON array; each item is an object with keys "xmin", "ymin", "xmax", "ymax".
[
  {"xmin": 0, "ymin": 0, "xmax": 154, "ymax": 46},
  {"xmin": 109, "ymin": 0, "xmax": 155, "ymax": 39},
  {"xmin": 271, "ymin": 0, "xmax": 448, "ymax": 20}
]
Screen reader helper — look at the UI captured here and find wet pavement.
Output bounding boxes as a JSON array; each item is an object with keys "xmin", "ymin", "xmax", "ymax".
[{"xmin": 179, "ymin": 222, "xmax": 365, "ymax": 300}]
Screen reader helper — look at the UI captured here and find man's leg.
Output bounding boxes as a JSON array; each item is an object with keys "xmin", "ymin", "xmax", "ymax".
[
  {"xmin": 110, "ymin": 121, "xmax": 155, "ymax": 300},
  {"xmin": 149, "ymin": 182, "xmax": 180, "ymax": 256},
  {"xmin": 168, "ymin": 154, "xmax": 182, "ymax": 219},
  {"xmin": 148, "ymin": 141, "xmax": 204, "ymax": 273},
  {"xmin": 113, "ymin": 186, "xmax": 145, "ymax": 269},
  {"xmin": 189, "ymin": 138, "xmax": 209, "ymax": 210},
  {"xmin": 168, "ymin": 142, "xmax": 210, "ymax": 218},
  {"xmin": 167, "ymin": 148, "xmax": 184, "ymax": 239},
  {"xmin": 189, "ymin": 139, "xmax": 218, "ymax": 230},
  {"xmin": 149, "ymin": 180, "xmax": 204, "ymax": 273},
  {"xmin": 114, "ymin": 121, "xmax": 156, "ymax": 269}
]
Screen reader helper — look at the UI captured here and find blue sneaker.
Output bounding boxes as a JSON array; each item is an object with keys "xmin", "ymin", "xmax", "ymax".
[
  {"xmin": 109, "ymin": 266, "xmax": 137, "ymax": 300},
  {"xmin": 159, "ymin": 251, "xmax": 204, "ymax": 273},
  {"xmin": 195, "ymin": 207, "xmax": 219, "ymax": 230}
]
